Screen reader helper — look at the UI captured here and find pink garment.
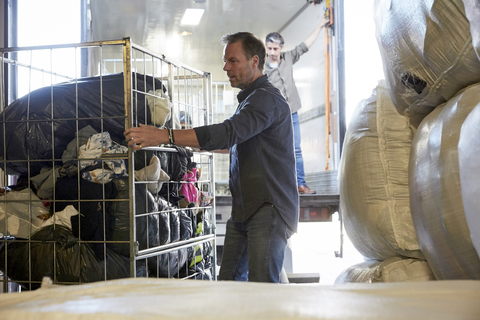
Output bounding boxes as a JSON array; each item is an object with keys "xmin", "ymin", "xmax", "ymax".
[{"xmin": 180, "ymin": 168, "xmax": 199, "ymax": 203}]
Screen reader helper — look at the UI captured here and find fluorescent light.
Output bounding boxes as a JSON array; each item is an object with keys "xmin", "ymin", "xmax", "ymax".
[{"xmin": 181, "ymin": 8, "xmax": 204, "ymax": 25}]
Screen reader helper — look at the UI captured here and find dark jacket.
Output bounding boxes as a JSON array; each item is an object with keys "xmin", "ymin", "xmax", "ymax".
[{"xmin": 194, "ymin": 75, "xmax": 299, "ymax": 231}]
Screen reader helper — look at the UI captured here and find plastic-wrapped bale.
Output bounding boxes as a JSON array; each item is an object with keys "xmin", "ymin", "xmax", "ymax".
[
  {"xmin": 335, "ymin": 257, "xmax": 435, "ymax": 284},
  {"xmin": 0, "ymin": 225, "xmax": 145, "ymax": 290},
  {"xmin": 339, "ymin": 81, "xmax": 423, "ymax": 261},
  {"xmin": 0, "ymin": 72, "xmax": 162, "ymax": 177},
  {"xmin": 463, "ymin": 0, "xmax": 480, "ymax": 61},
  {"xmin": 458, "ymin": 103, "xmax": 480, "ymax": 264},
  {"xmin": 410, "ymin": 83, "xmax": 480, "ymax": 279},
  {"xmin": 373, "ymin": 0, "xmax": 480, "ymax": 128}
]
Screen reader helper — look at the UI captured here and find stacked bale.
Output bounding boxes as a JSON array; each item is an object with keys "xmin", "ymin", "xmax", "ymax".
[
  {"xmin": 463, "ymin": 0, "xmax": 480, "ymax": 61},
  {"xmin": 410, "ymin": 84, "xmax": 480, "ymax": 279},
  {"xmin": 373, "ymin": 0, "xmax": 480, "ymax": 128},
  {"xmin": 335, "ymin": 257, "xmax": 435, "ymax": 284},
  {"xmin": 458, "ymin": 104, "xmax": 480, "ymax": 260},
  {"xmin": 338, "ymin": 0, "xmax": 480, "ymax": 282},
  {"xmin": 340, "ymin": 82, "xmax": 421, "ymax": 261},
  {"xmin": 338, "ymin": 82, "xmax": 432, "ymax": 283}
]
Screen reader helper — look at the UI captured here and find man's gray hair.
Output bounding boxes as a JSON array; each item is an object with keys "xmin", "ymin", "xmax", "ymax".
[{"xmin": 265, "ymin": 32, "xmax": 284, "ymax": 47}]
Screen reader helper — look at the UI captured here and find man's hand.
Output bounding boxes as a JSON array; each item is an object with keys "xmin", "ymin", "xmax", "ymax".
[
  {"xmin": 124, "ymin": 124, "xmax": 202, "ymax": 151},
  {"xmin": 304, "ymin": 14, "xmax": 331, "ymax": 49},
  {"xmin": 124, "ymin": 123, "xmax": 166, "ymax": 151},
  {"xmin": 320, "ymin": 13, "xmax": 330, "ymax": 27}
]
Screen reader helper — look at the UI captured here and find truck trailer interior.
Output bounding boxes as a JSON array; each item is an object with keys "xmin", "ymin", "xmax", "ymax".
[{"xmin": 1, "ymin": 1, "xmax": 480, "ymax": 319}]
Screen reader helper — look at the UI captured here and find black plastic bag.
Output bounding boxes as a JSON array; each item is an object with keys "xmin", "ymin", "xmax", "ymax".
[
  {"xmin": 159, "ymin": 146, "xmax": 193, "ymax": 205},
  {"xmin": 179, "ymin": 209, "xmax": 193, "ymax": 241},
  {"xmin": 157, "ymin": 197, "xmax": 172, "ymax": 246},
  {"xmin": 0, "ymin": 225, "xmax": 143, "ymax": 290},
  {"xmin": 109, "ymin": 177, "xmax": 161, "ymax": 257},
  {"xmin": 55, "ymin": 176, "xmax": 117, "ymax": 260},
  {"xmin": 0, "ymin": 72, "xmax": 163, "ymax": 177}
]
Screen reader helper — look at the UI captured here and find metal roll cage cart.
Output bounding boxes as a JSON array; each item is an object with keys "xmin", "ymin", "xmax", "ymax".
[{"xmin": 0, "ymin": 38, "xmax": 216, "ymax": 292}]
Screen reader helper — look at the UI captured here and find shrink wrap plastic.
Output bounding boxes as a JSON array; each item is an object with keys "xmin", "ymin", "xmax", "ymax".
[
  {"xmin": 458, "ymin": 103, "xmax": 480, "ymax": 260},
  {"xmin": 339, "ymin": 81, "xmax": 423, "ymax": 260},
  {"xmin": 409, "ymin": 83, "xmax": 480, "ymax": 279},
  {"xmin": 463, "ymin": 0, "xmax": 480, "ymax": 61},
  {"xmin": 335, "ymin": 257, "xmax": 435, "ymax": 284},
  {"xmin": 374, "ymin": 0, "xmax": 480, "ymax": 127}
]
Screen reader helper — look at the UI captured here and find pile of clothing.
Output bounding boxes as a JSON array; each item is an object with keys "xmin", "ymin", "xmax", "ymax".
[{"xmin": 0, "ymin": 73, "xmax": 213, "ymax": 289}]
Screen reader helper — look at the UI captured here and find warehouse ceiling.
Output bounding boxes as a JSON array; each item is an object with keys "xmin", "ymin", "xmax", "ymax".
[{"xmin": 90, "ymin": 0, "xmax": 310, "ymax": 81}]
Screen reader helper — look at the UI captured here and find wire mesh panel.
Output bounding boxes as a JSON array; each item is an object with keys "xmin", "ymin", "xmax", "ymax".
[
  {"xmin": 211, "ymin": 82, "xmax": 239, "ymax": 196},
  {"xmin": 0, "ymin": 38, "xmax": 216, "ymax": 292}
]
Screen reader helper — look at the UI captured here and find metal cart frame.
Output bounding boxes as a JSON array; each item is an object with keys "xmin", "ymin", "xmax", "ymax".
[{"xmin": 0, "ymin": 38, "xmax": 216, "ymax": 292}]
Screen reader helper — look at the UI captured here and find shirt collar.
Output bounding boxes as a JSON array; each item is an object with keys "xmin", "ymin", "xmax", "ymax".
[
  {"xmin": 266, "ymin": 59, "xmax": 279, "ymax": 69},
  {"xmin": 237, "ymin": 74, "xmax": 269, "ymax": 103}
]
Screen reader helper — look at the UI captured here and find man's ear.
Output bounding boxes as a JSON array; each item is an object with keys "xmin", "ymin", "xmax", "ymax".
[{"xmin": 251, "ymin": 55, "xmax": 259, "ymax": 69}]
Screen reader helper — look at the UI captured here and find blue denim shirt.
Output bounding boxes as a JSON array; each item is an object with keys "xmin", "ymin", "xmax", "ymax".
[{"xmin": 194, "ymin": 75, "xmax": 299, "ymax": 232}]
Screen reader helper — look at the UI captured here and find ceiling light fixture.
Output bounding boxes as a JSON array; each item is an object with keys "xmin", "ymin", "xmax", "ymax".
[
  {"xmin": 181, "ymin": 8, "xmax": 204, "ymax": 25},
  {"xmin": 179, "ymin": 31, "xmax": 192, "ymax": 36}
]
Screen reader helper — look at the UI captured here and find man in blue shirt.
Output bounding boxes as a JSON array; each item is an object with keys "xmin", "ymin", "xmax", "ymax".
[{"xmin": 124, "ymin": 32, "xmax": 298, "ymax": 283}]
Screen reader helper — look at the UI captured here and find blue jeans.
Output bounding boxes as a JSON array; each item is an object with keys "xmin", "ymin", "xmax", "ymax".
[
  {"xmin": 218, "ymin": 204, "xmax": 293, "ymax": 283},
  {"xmin": 292, "ymin": 112, "xmax": 306, "ymax": 186}
]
